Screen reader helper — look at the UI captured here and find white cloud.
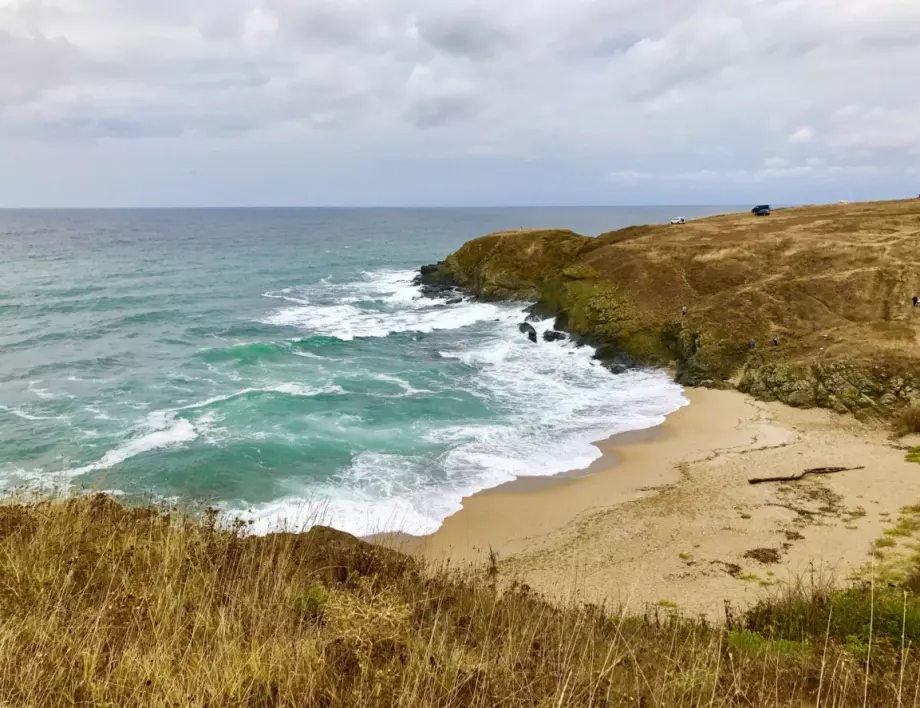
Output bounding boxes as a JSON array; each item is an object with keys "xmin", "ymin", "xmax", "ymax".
[
  {"xmin": 242, "ymin": 7, "xmax": 279, "ymax": 45},
  {"xmin": 0, "ymin": 0, "xmax": 919, "ymax": 205},
  {"xmin": 788, "ymin": 127, "xmax": 815, "ymax": 145}
]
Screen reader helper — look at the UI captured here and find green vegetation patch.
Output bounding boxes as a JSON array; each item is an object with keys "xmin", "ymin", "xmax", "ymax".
[
  {"xmin": 727, "ymin": 629, "xmax": 811, "ymax": 657},
  {"xmin": 747, "ymin": 582, "xmax": 920, "ymax": 647}
]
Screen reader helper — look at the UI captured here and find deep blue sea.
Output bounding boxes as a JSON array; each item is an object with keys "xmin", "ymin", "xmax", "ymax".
[{"xmin": 0, "ymin": 206, "xmax": 736, "ymax": 534}]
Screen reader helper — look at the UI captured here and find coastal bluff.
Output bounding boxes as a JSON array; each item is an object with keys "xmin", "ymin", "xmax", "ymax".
[{"xmin": 421, "ymin": 199, "xmax": 920, "ymax": 419}]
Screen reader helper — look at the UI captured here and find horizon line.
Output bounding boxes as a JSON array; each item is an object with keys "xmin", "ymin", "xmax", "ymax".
[{"xmin": 0, "ymin": 203, "xmax": 768, "ymax": 211}]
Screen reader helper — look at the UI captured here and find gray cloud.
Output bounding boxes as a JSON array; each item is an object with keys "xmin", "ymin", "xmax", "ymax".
[
  {"xmin": 0, "ymin": 30, "xmax": 81, "ymax": 107},
  {"xmin": 416, "ymin": 13, "xmax": 510, "ymax": 59},
  {"xmin": 1, "ymin": 0, "xmax": 918, "ymax": 206}
]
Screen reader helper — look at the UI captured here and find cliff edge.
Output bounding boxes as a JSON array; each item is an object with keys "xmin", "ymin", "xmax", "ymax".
[{"xmin": 422, "ymin": 199, "xmax": 920, "ymax": 418}]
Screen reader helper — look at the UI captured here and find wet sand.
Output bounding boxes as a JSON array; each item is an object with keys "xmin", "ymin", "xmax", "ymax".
[{"xmin": 404, "ymin": 388, "xmax": 920, "ymax": 618}]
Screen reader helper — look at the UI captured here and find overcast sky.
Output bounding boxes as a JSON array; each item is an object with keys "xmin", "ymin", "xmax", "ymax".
[{"xmin": 1, "ymin": 0, "xmax": 919, "ymax": 207}]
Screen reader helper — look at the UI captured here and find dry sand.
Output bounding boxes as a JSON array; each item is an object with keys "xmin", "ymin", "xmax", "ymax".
[{"xmin": 406, "ymin": 389, "xmax": 920, "ymax": 619}]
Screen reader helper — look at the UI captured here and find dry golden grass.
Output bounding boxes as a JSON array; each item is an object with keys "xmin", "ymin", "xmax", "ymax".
[
  {"xmin": 4, "ymin": 494, "xmax": 920, "ymax": 706},
  {"xmin": 896, "ymin": 405, "xmax": 920, "ymax": 437},
  {"xmin": 586, "ymin": 199, "xmax": 920, "ymax": 367}
]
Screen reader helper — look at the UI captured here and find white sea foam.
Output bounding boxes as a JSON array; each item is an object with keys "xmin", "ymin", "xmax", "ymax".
[
  {"xmin": 243, "ymin": 291, "xmax": 688, "ymax": 536},
  {"xmin": 0, "ymin": 405, "xmax": 70, "ymax": 422},
  {"xmin": 10, "ymin": 267, "xmax": 686, "ymax": 538},
  {"xmin": 261, "ymin": 269, "xmax": 500, "ymax": 340},
  {"xmin": 261, "ymin": 291, "xmax": 311, "ymax": 305},
  {"xmin": 56, "ymin": 411, "xmax": 202, "ymax": 478},
  {"xmin": 22, "ymin": 383, "xmax": 347, "ymax": 482},
  {"xmin": 265, "ymin": 301, "xmax": 499, "ymax": 341},
  {"xmin": 85, "ymin": 406, "xmax": 113, "ymax": 420},
  {"xmin": 27, "ymin": 380, "xmax": 74, "ymax": 400},
  {"xmin": 292, "ymin": 350, "xmax": 329, "ymax": 360},
  {"xmin": 242, "ymin": 449, "xmax": 461, "ymax": 535},
  {"xmin": 272, "ymin": 382, "xmax": 345, "ymax": 397},
  {"xmin": 368, "ymin": 373, "xmax": 433, "ymax": 397},
  {"xmin": 28, "ymin": 380, "xmax": 56, "ymax": 399}
]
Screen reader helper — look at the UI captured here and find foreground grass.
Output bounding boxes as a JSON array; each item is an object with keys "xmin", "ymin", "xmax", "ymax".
[{"xmin": 3, "ymin": 496, "xmax": 920, "ymax": 706}]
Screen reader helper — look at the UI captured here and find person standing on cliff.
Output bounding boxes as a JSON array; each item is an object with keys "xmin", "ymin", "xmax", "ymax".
[
  {"xmin": 682, "ymin": 306, "xmax": 688, "ymax": 317},
  {"xmin": 748, "ymin": 338, "xmax": 756, "ymax": 350},
  {"xmin": 913, "ymin": 296, "xmax": 919, "ymax": 307}
]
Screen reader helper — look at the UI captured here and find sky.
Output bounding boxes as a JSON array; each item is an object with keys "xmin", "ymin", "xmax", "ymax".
[{"xmin": 1, "ymin": 0, "xmax": 919, "ymax": 207}]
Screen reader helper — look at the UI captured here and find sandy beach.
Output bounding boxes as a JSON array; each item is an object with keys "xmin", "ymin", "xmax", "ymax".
[{"xmin": 402, "ymin": 388, "xmax": 920, "ymax": 618}]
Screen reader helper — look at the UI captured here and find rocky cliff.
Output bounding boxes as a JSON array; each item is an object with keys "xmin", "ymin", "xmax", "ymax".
[{"xmin": 421, "ymin": 200, "xmax": 920, "ymax": 419}]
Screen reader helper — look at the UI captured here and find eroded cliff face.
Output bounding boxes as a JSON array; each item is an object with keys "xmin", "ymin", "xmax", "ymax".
[
  {"xmin": 739, "ymin": 360, "xmax": 920, "ymax": 420},
  {"xmin": 421, "ymin": 200, "xmax": 920, "ymax": 419}
]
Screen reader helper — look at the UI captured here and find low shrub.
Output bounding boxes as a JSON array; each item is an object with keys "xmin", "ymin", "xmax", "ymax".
[{"xmin": 896, "ymin": 405, "xmax": 920, "ymax": 437}]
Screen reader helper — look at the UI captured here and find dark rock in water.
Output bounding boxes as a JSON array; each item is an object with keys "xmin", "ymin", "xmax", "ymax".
[
  {"xmin": 597, "ymin": 352, "xmax": 635, "ymax": 375},
  {"xmin": 446, "ymin": 297, "xmax": 463, "ymax": 305},
  {"xmin": 523, "ymin": 303, "xmax": 545, "ymax": 323},
  {"xmin": 415, "ymin": 261, "xmax": 450, "ymax": 287},
  {"xmin": 543, "ymin": 330, "xmax": 567, "ymax": 343},
  {"xmin": 420, "ymin": 284, "xmax": 454, "ymax": 299},
  {"xmin": 518, "ymin": 322, "xmax": 538, "ymax": 343}
]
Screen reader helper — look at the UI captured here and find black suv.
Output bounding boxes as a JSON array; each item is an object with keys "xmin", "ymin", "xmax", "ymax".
[{"xmin": 752, "ymin": 205, "xmax": 771, "ymax": 216}]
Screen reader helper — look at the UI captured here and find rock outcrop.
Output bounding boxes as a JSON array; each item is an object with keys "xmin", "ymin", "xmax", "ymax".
[
  {"xmin": 518, "ymin": 322, "xmax": 538, "ymax": 343},
  {"xmin": 417, "ymin": 200, "xmax": 920, "ymax": 419}
]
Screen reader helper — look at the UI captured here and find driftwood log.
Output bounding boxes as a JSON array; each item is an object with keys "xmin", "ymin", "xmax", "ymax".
[{"xmin": 748, "ymin": 466, "xmax": 865, "ymax": 485}]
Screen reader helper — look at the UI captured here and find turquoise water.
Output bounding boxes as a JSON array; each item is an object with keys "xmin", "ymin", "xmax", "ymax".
[{"xmin": 0, "ymin": 207, "xmax": 733, "ymax": 534}]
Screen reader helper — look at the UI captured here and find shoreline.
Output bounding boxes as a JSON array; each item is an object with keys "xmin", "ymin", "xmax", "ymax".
[
  {"xmin": 482, "ymin": 423, "xmax": 667, "ymax": 495},
  {"xmin": 397, "ymin": 388, "xmax": 920, "ymax": 618}
]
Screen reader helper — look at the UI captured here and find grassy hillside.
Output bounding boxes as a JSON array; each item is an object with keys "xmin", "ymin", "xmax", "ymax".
[
  {"xmin": 4, "ymin": 495, "xmax": 920, "ymax": 706},
  {"xmin": 428, "ymin": 199, "xmax": 920, "ymax": 418}
]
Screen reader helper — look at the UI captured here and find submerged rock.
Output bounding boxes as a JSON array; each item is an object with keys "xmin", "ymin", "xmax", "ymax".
[
  {"xmin": 420, "ymin": 284, "xmax": 454, "ymax": 299},
  {"xmin": 446, "ymin": 297, "xmax": 463, "ymax": 305},
  {"xmin": 543, "ymin": 330, "xmax": 567, "ymax": 342}
]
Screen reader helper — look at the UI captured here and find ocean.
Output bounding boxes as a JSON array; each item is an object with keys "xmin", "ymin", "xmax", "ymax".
[{"xmin": 0, "ymin": 206, "xmax": 735, "ymax": 535}]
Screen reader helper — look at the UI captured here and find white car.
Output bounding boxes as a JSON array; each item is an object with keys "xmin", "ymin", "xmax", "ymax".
[{"xmin": 670, "ymin": 217, "xmax": 686, "ymax": 225}]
